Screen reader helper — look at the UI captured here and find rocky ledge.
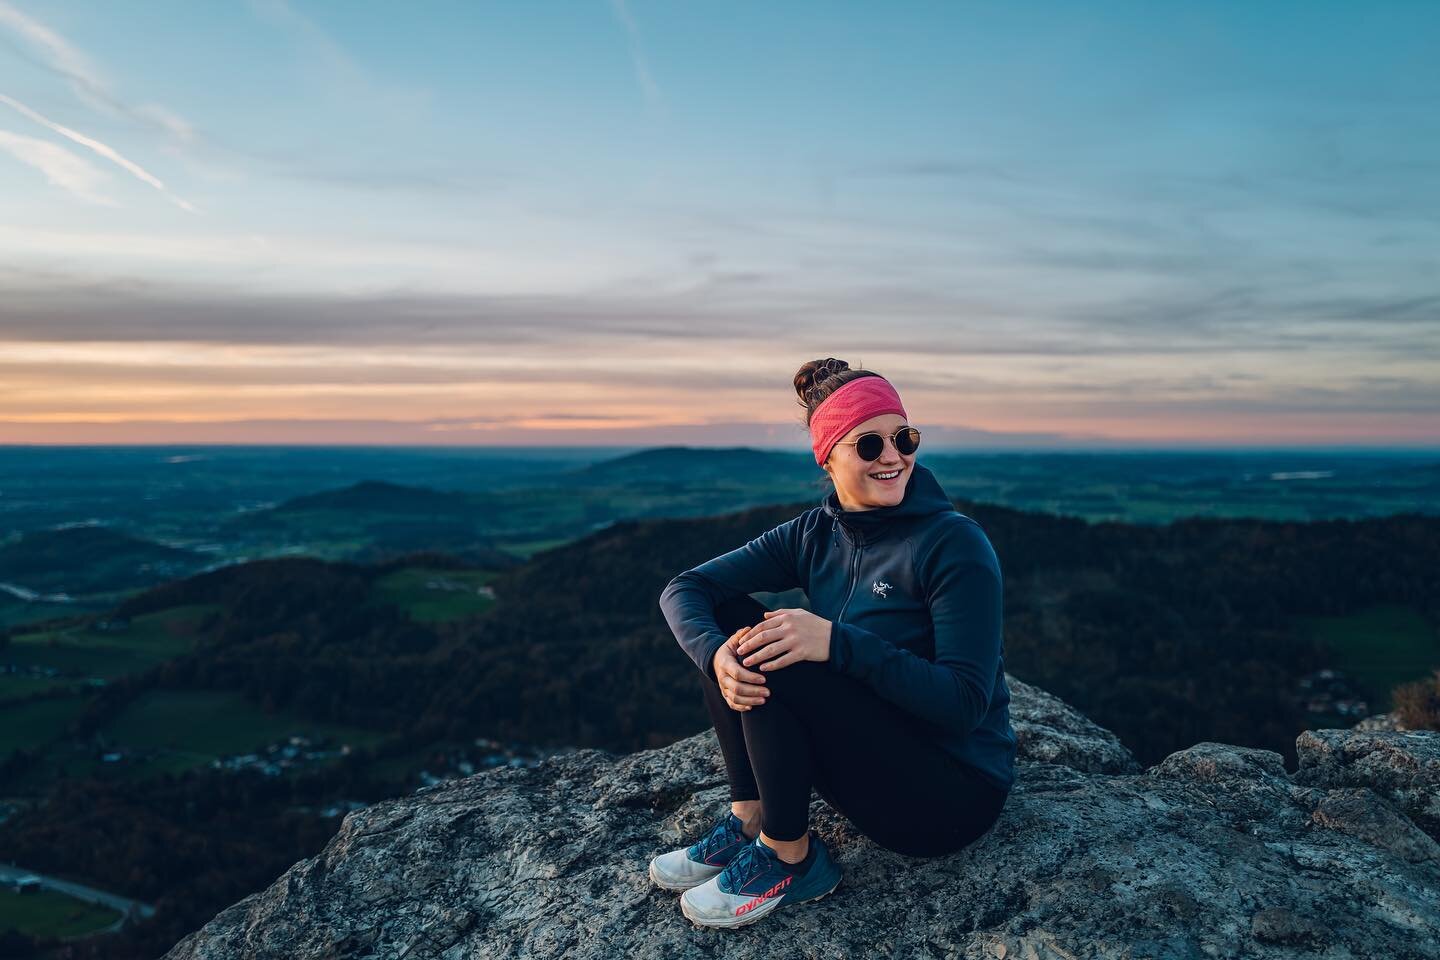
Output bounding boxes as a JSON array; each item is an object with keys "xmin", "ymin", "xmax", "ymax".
[{"xmin": 164, "ymin": 683, "xmax": 1439, "ymax": 959}]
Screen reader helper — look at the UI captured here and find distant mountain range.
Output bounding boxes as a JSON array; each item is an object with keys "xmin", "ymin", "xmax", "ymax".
[
  {"xmin": 3, "ymin": 444, "xmax": 1436, "ymax": 638},
  {"xmin": 0, "ymin": 525, "xmax": 207, "ymax": 596}
]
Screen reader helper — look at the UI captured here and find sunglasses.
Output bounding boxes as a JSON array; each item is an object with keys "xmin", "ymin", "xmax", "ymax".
[{"xmin": 831, "ymin": 426, "xmax": 922, "ymax": 462}]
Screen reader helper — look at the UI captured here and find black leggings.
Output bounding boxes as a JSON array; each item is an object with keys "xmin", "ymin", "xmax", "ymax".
[{"xmin": 703, "ymin": 594, "xmax": 1010, "ymax": 858}]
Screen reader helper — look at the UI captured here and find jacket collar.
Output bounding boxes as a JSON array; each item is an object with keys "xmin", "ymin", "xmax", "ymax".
[{"xmin": 821, "ymin": 461, "xmax": 955, "ymax": 545}]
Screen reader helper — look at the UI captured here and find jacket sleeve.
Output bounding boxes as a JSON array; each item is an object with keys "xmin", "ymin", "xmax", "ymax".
[
  {"xmin": 659, "ymin": 515, "xmax": 806, "ymax": 682},
  {"xmin": 828, "ymin": 517, "xmax": 1003, "ymax": 738}
]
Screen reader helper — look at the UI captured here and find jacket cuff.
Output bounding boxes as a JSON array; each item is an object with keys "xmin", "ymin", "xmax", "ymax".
[
  {"xmin": 700, "ymin": 635, "xmax": 726, "ymax": 683},
  {"xmin": 829, "ymin": 621, "xmax": 884, "ymax": 676},
  {"xmin": 828, "ymin": 621, "xmax": 853, "ymax": 673}
]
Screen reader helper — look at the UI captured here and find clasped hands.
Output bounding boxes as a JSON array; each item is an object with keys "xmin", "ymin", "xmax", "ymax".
[{"xmin": 710, "ymin": 608, "xmax": 833, "ymax": 712}]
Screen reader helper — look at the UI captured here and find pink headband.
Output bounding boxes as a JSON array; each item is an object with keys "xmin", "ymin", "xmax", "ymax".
[{"xmin": 809, "ymin": 376, "xmax": 908, "ymax": 466}]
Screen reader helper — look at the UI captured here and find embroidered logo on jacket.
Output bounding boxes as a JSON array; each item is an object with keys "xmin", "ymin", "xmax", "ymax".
[{"xmin": 872, "ymin": 579, "xmax": 892, "ymax": 598}]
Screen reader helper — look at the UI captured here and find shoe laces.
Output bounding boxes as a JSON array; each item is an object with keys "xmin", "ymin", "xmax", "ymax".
[
  {"xmin": 718, "ymin": 838, "xmax": 772, "ymax": 892},
  {"xmin": 690, "ymin": 813, "xmax": 743, "ymax": 863}
]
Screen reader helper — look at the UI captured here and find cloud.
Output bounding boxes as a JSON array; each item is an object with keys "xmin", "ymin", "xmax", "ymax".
[
  {"xmin": 0, "ymin": 270, "xmax": 1435, "ymax": 371},
  {"xmin": 0, "ymin": 127, "xmax": 112, "ymax": 204},
  {"xmin": 0, "ymin": 0, "xmax": 194, "ymax": 142},
  {"xmin": 0, "ymin": 93, "xmax": 195, "ymax": 211},
  {"xmin": 247, "ymin": 0, "xmax": 365, "ymax": 87},
  {"xmin": 0, "ymin": 1, "xmax": 98, "ymax": 95},
  {"xmin": 607, "ymin": 0, "xmax": 662, "ymax": 110}
]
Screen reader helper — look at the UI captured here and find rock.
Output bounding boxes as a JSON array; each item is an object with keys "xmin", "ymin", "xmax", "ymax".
[
  {"xmin": 1309, "ymin": 788, "xmax": 1440, "ymax": 864},
  {"xmin": 1352, "ymin": 711, "xmax": 1409, "ymax": 732},
  {"xmin": 1006, "ymin": 676, "xmax": 1142, "ymax": 775},
  {"xmin": 1294, "ymin": 727, "xmax": 1440, "ymax": 840},
  {"xmin": 163, "ymin": 682, "xmax": 1440, "ymax": 960},
  {"xmin": 1250, "ymin": 907, "xmax": 1330, "ymax": 948}
]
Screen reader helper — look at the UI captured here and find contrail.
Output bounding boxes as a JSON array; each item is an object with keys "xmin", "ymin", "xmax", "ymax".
[
  {"xmin": 0, "ymin": 1, "xmax": 194, "ymax": 141},
  {"xmin": 0, "ymin": 92, "xmax": 195, "ymax": 212},
  {"xmin": 608, "ymin": 0, "xmax": 662, "ymax": 109}
]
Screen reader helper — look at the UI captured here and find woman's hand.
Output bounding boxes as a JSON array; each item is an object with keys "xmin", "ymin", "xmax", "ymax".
[
  {"xmin": 712, "ymin": 626, "xmax": 770, "ymax": 712},
  {"xmin": 734, "ymin": 608, "xmax": 833, "ymax": 672}
]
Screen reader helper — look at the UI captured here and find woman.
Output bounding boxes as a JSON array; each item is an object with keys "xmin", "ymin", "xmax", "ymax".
[{"xmin": 651, "ymin": 357, "xmax": 1017, "ymax": 930}]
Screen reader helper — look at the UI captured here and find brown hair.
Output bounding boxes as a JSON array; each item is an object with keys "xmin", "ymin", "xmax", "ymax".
[{"xmin": 792, "ymin": 357, "xmax": 885, "ymax": 428}]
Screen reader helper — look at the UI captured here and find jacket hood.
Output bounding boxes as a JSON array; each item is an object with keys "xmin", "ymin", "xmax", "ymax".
[{"xmin": 821, "ymin": 461, "xmax": 956, "ymax": 544}]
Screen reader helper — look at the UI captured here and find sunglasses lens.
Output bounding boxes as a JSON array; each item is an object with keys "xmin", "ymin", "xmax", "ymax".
[
  {"xmin": 856, "ymin": 433, "xmax": 885, "ymax": 460},
  {"xmin": 896, "ymin": 428, "xmax": 920, "ymax": 455}
]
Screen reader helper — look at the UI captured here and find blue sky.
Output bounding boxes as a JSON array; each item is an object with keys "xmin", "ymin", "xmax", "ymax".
[{"xmin": 1, "ymin": 0, "xmax": 1437, "ymax": 448}]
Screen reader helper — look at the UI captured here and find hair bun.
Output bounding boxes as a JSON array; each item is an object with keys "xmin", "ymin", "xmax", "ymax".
[
  {"xmin": 814, "ymin": 358, "xmax": 848, "ymax": 385},
  {"xmin": 793, "ymin": 357, "xmax": 869, "ymax": 418}
]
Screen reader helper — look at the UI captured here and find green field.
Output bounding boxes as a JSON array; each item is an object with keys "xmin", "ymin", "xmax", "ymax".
[
  {"xmin": 4, "ymin": 604, "xmax": 220, "ymax": 702},
  {"xmin": 0, "ymin": 686, "xmax": 389, "ymax": 787},
  {"xmin": 0, "ymin": 696, "xmax": 90, "ymax": 753},
  {"xmin": 0, "ymin": 887, "xmax": 120, "ymax": 938},
  {"xmin": 372, "ymin": 566, "xmax": 495, "ymax": 623},
  {"xmin": 1301, "ymin": 604, "xmax": 1440, "ymax": 711},
  {"xmin": 1, "ymin": 600, "xmax": 393, "ymax": 789},
  {"xmin": 0, "ymin": 673, "xmax": 75, "ymax": 702},
  {"xmin": 103, "ymin": 688, "xmax": 388, "ymax": 769}
]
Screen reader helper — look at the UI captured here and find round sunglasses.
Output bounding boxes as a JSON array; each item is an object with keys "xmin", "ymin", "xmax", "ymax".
[{"xmin": 831, "ymin": 426, "xmax": 921, "ymax": 462}]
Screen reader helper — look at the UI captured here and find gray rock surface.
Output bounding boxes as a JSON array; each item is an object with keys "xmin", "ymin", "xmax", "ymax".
[
  {"xmin": 1294, "ymin": 725, "xmax": 1440, "ymax": 842},
  {"xmin": 163, "ymin": 681, "xmax": 1440, "ymax": 959},
  {"xmin": 1351, "ymin": 711, "xmax": 1409, "ymax": 732}
]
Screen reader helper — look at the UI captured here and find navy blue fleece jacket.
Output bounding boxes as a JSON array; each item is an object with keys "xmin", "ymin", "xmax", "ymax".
[{"xmin": 658, "ymin": 462, "xmax": 1017, "ymax": 792}]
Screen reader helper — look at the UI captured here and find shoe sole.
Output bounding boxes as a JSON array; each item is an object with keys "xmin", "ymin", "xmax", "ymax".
[
  {"xmin": 679, "ymin": 875, "xmax": 841, "ymax": 929},
  {"xmin": 649, "ymin": 859, "xmax": 719, "ymax": 892}
]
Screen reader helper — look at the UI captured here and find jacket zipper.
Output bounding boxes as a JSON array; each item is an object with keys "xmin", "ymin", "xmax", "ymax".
[{"xmin": 836, "ymin": 526, "xmax": 863, "ymax": 624}]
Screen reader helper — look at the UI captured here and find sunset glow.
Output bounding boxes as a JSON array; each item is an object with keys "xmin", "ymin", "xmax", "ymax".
[{"xmin": 2, "ymin": 1, "xmax": 1435, "ymax": 449}]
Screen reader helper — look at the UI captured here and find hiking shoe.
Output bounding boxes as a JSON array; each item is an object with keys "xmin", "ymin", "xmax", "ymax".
[
  {"xmin": 680, "ymin": 832, "xmax": 841, "ymax": 928},
  {"xmin": 649, "ymin": 812, "xmax": 752, "ymax": 891}
]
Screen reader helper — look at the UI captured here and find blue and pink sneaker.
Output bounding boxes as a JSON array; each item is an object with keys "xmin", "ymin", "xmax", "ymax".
[
  {"xmin": 679, "ymin": 832, "xmax": 841, "ymax": 929},
  {"xmin": 649, "ymin": 812, "xmax": 752, "ymax": 891}
]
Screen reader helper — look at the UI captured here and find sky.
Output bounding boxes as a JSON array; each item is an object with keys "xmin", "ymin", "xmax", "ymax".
[{"xmin": 0, "ymin": 0, "xmax": 1436, "ymax": 450}]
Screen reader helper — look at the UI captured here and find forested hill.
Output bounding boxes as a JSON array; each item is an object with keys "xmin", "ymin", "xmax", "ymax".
[
  {"xmin": 466, "ymin": 497, "xmax": 1438, "ymax": 765},
  {"xmin": 82, "ymin": 496, "xmax": 1440, "ymax": 769}
]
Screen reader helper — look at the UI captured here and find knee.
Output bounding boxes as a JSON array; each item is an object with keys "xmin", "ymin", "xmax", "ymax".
[
  {"xmin": 714, "ymin": 594, "xmax": 769, "ymax": 636},
  {"xmin": 752, "ymin": 659, "xmax": 828, "ymax": 699}
]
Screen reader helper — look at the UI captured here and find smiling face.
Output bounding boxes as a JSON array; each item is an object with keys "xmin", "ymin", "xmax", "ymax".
[{"xmin": 822, "ymin": 413, "xmax": 916, "ymax": 512}]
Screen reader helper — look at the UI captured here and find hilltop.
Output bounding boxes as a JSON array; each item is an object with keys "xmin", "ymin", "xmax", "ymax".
[{"xmin": 161, "ymin": 682, "xmax": 1440, "ymax": 958}]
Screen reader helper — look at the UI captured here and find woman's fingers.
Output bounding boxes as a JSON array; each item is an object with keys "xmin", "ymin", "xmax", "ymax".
[
  {"xmin": 724, "ymin": 689, "xmax": 764, "ymax": 708},
  {"xmin": 720, "ymin": 678, "xmax": 767, "ymax": 705},
  {"xmin": 760, "ymin": 650, "xmax": 801, "ymax": 671},
  {"xmin": 743, "ymin": 638, "xmax": 791, "ymax": 667},
  {"xmin": 724, "ymin": 658, "xmax": 767, "ymax": 685},
  {"xmin": 720, "ymin": 667, "xmax": 770, "ymax": 709},
  {"xmin": 735, "ymin": 625, "xmax": 777, "ymax": 657}
]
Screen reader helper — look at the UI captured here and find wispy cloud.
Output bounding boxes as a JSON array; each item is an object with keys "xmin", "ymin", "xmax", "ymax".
[
  {"xmin": 0, "ymin": 127, "xmax": 111, "ymax": 204},
  {"xmin": 248, "ymin": 0, "xmax": 365, "ymax": 88},
  {"xmin": 0, "ymin": 1, "xmax": 98, "ymax": 96},
  {"xmin": 0, "ymin": 0, "xmax": 193, "ymax": 142},
  {"xmin": 0, "ymin": 93, "xmax": 195, "ymax": 211},
  {"xmin": 608, "ymin": 0, "xmax": 662, "ymax": 110}
]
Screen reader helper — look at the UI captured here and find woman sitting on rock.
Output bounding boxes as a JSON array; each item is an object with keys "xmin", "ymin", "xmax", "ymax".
[{"xmin": 652, "ymin": 356, "xmax": 1017, "ymax": 929}]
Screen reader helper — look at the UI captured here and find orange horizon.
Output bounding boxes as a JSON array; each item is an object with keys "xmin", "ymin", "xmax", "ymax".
[{"xmin": 1, "ymin": 413, "xmax": 1436, "ymax": 449}]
